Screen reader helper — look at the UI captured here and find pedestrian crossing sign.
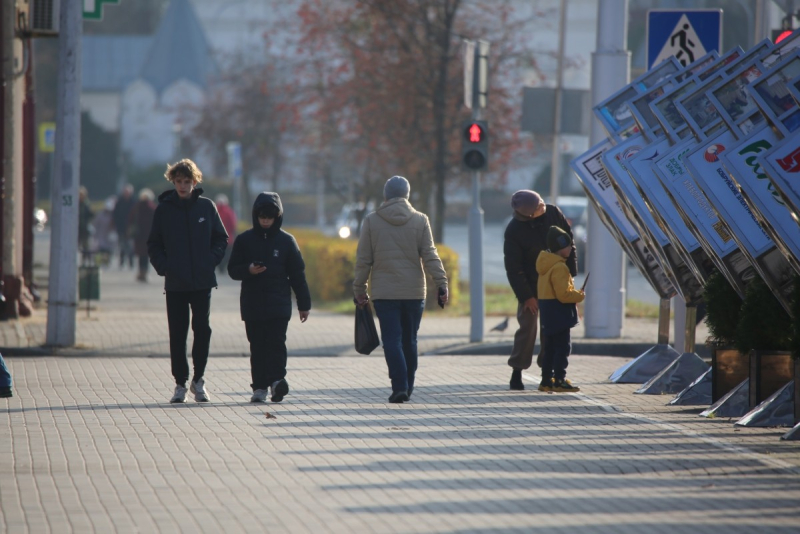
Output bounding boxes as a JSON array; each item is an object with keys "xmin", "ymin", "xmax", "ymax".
[{"xmin": 647, "ymin": 10, "xmax": 722, "ymax": 70}]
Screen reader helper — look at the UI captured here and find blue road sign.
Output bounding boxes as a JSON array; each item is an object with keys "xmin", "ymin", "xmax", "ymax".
[{"xmin": 647, "ymin": 10, "xmax": 722, "ymax": 70}]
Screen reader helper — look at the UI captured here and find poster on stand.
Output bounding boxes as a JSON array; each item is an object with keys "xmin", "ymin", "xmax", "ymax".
[
  {"xmin": 721, "ymin": 125, "xmax": 800, "ymax": 275},
  {"xmin": 570, "ymin": 142, "xmax": 676, "ymax": 299}
]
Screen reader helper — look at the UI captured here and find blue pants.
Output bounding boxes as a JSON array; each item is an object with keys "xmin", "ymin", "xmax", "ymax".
[
  {"xmin": 540, "ymin": 329, "xmax": 571, "ymax": 382},
  {"xmin": 0, "ymin": 352, "xmax": 12, "ymax": 389},
  {"xmin": 373, "ymin": 299, "xmax": 425, "ymax": 393}
]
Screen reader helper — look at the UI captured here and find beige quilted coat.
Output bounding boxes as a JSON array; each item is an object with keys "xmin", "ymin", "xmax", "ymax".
[{"xmin": 353, "ymin": 198, "xmax": 448, "ymax": 300}]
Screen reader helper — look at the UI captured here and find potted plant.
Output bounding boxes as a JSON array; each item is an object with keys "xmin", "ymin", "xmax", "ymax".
[
  {"xmin": 704, "ymin": 271, "xmax": 746, "ymax": 402},
  {"xmin": 736, "ymin": 276, "xmax": 793, "ymax": 409}
]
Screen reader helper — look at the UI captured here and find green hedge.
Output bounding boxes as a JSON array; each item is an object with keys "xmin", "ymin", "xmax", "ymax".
[{"xmin": 290, "ymin": 228, "xmax": 459, "ymax": 308}]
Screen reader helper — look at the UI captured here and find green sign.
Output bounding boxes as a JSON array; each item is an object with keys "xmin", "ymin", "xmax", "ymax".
[{"xmin": 83, "ymin": 0, "xmax": 120, "ymax": 21}]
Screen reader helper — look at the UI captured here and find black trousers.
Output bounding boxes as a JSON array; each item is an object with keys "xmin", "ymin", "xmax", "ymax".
[
  {"xmin": 166, "ymin": 289, "xmax": 212, "ymax": 386},
  {"xmin": 540, "ymin": 329, "xmax": 571, "ymax": 382},
  {"xmin": 245, "ymin": 319, "xmax": 290, "ymax": 391}
]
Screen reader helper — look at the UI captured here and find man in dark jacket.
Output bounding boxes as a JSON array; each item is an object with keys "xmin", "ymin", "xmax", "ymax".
[
  {"xmin": 113, "ymin": 184, "xmax": 136, "ymax": 269},
  {"xmin": 504, "ymin": 190, "xmax": 577, "ymax": 390},
  {"xmin": 228, "ymin": 192, "xmax": 311, "ymax": 403},
  {"xmin": 147, "ymin": 159, "xmax": 228, "ymax": 404}
]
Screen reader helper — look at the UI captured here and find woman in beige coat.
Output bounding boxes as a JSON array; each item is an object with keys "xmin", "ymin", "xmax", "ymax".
[{"xmin": 354, "ymin": 176, "xmax": 448, "ymax": 403}]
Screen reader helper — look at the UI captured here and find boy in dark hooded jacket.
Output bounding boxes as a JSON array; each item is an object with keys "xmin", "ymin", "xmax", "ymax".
[
  {"xmin": 228, "ymin": 192, "xmax": 311, "ymax": 403},
  {"xmin": 536, "ymin": 226, "xmax": 585, "ymax": 393},
  {"xmin": 148, "ymin": 159, "xmax": 229, "ymax": 404}
]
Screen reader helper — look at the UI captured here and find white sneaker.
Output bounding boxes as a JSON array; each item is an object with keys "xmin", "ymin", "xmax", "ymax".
[
  {"xmin": 190, "ymin": 378, "xmax": 210, "ymax": 402},
  {"xmin": 250, "ymin": 389, "xmax": 268, "ymax": 403},
  {"xmin": 170, "ymin": 385, "xmax": 187, "ymax": 403}
]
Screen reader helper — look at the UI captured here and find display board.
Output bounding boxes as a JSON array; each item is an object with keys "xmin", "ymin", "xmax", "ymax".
[
  {"xmin": 571, "ymin": 141, "xmax": 676, "ymax": 298},
  {"xmin": 721, "ymin": 125, "xmax": 800, "ymax": 275}
]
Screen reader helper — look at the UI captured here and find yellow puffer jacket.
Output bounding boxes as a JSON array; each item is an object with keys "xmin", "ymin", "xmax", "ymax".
[
  {"xmin": 536, "ymin": 250, "xmax": 584, "ymax": 334},
  {"xmin": 353, "ymin": 198, "xmax": 448, "ymax": 300}
]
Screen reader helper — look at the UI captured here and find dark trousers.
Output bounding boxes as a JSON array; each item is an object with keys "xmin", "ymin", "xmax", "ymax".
[
  {"xmin": 245, "ymin": 319, "xmax": 290, "ymax": 390},
  {"xmin": 166, "ymin": 289, "xmax": 212, "ymax": 386},
  {"xmin": 373, "ymin": 299, "xmax": 425, "ymax": 393},
  {"xmin": 138, "ymin": 254, "xmax": 149, "ymax": 274},
  {"xmin": 540, "ymin": 329, "xmax": 571, "ymax": 382},
  {"xmin": 0, "ymin": 353, "xmax": 11, "ymax": 388}
]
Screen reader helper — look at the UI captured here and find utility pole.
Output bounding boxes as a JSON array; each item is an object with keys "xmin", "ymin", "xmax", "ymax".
[
  {"xmin": 584, "ymin": 0, "xmax": 628, "ymax": 338},
  {"xmin": 549, "ymin": 0, "xmax": 568, "ymax": 205},
  {"xmin": 46, "ymin": 0, "xmax": 82, "ymax": 346}
]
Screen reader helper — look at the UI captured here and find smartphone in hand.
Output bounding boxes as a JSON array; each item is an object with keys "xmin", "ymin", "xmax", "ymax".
[{"xmin": 437, "ymin": 287, "xmax": 446, "ymax": 309}]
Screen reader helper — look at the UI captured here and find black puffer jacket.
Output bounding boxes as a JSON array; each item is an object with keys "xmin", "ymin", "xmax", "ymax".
[
  {"xmin": 147, "ymin": 187, "xmax": 228, "ymax": 291},
  {"xmin": 504, "ymin": 204, "xmax": 577, "ymax": 302},
  {"xmin": 227, "ymin": 192, "xmax": 311, "ymax": 321}
]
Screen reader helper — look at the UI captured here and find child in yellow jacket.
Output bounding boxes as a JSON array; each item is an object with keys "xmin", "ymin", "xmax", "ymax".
[{"xmin": 536, "ymin": 226, "xmax": 585, "ymax": 392}]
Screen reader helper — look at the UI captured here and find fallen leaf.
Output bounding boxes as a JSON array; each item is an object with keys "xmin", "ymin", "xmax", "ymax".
[{"xmin": 265, "ymin": 412, "xmax": 277, "ymax": 419}]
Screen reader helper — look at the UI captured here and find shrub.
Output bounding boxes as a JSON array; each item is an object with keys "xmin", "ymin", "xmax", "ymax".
[
  {"xmin": 735, "ymin": 275, "xmax": 792, "ymax": 354},
  {"xmin": 703, "ymin": 270, "xmax": 742, "ymax": 347},
  {"xmin": 290, "ymin": 228, "xmax": 459, "ymax": 307}
]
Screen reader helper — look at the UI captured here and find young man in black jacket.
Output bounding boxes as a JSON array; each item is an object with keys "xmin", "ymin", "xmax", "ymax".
[
  {"xmin": 147, "ymin": 159, "xmax": 229, "ymax": 403},
  {"xmin": 503, "ymin": 190, "xmax": 577, "ymax": 390},
  {"xmin": 227, "ymin": 192, "xmax": 311, "ymax": 403}
]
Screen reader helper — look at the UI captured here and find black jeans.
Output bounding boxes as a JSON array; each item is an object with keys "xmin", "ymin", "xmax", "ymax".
[
  {"xmin": 166, "ymin": 289, "xmax": 212, "ymax": 386},
  {"xmin": 540, "ymin": 329, "xmax": 571, "ymax": 382},
  {"xmin": 245, "ymin": 318, "xmax": 290, "ymax": 390}
]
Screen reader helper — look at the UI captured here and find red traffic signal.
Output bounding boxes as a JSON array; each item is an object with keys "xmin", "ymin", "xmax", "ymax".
[
  {"xmin": 461, "ymin": 120, "xmax": 488, "ymax": 171},
  {"xmin": 465, "ymin": 122, "xmax": 485, "ymax": 143}
]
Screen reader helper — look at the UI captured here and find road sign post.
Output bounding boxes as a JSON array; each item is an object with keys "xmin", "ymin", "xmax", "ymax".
[{"xmin": 647, "ymin": 10, "xmax": 722, "ymax": 69}]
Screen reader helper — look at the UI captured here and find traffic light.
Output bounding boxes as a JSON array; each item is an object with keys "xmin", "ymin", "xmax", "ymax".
[
  {"xmin": 772, "ymin": 12, "xmax": 797, "ymax": 43},
  {"xmin": 462, "ymin": 120, "xmax": 488, "ymax": 171}
]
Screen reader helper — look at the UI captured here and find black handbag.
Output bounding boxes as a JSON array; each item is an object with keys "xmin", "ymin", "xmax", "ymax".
[{"xmin": 354, "ymin": 303, "xmax": 380, "ymax": 355}]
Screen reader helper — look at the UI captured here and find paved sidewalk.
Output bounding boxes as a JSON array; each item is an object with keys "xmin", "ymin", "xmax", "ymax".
[{"xmin": 1, "ymin": 264, "xmax": 798, "ymax": 533}]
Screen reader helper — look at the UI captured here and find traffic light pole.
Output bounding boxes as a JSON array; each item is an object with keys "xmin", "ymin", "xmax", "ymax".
[{"xmin": 469, "ymin": 164, "xmax": 485, "ymax": 343}]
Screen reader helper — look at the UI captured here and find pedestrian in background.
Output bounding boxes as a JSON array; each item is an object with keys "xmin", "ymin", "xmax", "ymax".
[
  {"xmin": 0, "ymin": 352, "xmax": 12, "ymax": 398},
  {"xmin": 78, "ymin": 186, "xmax": 94, "ymax": 261},
  {"xmin": 113, "ymin": 184, "xmax": 136, "ymax": 269},
  {"xmin": 147, "ymin": 159, "xmax": 228, "ymax": 404},
  {"xmin": 536, "ymin": 226, "xmax": 584, "ymax": 392},
  {"xmin": 215, "ymin": 193, "xmax": 237, "ymax": 274},
  {"xmin": 228, "ymin": 192, "xmax": 310, "ymax": 403},
  {"xmin": 353, "ymin": 176, "xmax": 448, "ymax": 403},
  {"xmin": 92, "ymin": 197, "xmax": 117, "ymax": 266},
  {"xmin": 503, "ymin": 190, "xmax": 576, "ymax": 391},
  {"xmin": 129, "ymin": 189, "xmax": 157, "ymax": 282}
]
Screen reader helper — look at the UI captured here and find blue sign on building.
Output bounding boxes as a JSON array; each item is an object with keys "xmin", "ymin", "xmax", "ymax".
[{"xmin": 647, "ymin": 10, "xmax": 722, "ymax": 70}]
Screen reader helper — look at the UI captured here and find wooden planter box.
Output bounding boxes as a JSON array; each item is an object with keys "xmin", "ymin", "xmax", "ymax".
[
  {"xmin": 711, "ymin": 346, "xmax": 748, "ymax": 403},
  {"xmin": 749, "ymin": 350, "xmax": 793, "ymax": 409}
]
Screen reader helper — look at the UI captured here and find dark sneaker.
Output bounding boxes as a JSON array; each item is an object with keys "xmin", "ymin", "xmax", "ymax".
[
  {"xmin": 388, "ymin": 390, "xmax": 409, "ymax": 403},
  {"xmin": 270, "ymin": 379, "xmax": 289, "ymax": 402},
  {"xmin": 510, "ymin": 369, "xmax": 524, "ymax": 390},
  {"xmin": 537, "ymin": 380, "xmax": 552, "ymax": 392},
  {"xmin": 407, "ymin": 386, "xmax": 413, "ymax": 399},
  {"xmin": 0, "ymin": 387, "xmax": 12, "ymax": 398},
  {"xmin": 552, "ymin": 379, "xmax": 580, "ymax": 392}
]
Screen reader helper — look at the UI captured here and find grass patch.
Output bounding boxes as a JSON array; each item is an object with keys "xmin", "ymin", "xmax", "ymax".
[{"xmin": 317, "ymin": 284, "xmax": 663, "ymax": 319}]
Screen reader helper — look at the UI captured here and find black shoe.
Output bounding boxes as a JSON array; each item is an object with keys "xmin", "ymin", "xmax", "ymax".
[
  {"xmin": 552, "ymin": 378, "xmax": 580, "ymax": 392},
  {"xmin": 388, "ymin": 390, "xmax": 409, "ymax": 403},
  {"xmin": 510, "ymin": 369, "xmax": 524, "ymax": 390},
  {"xmin": 0, "ymin": 387, "xmax": 12, "ymax": 398},
  {"xmin": 407, "ymin": 386, "xmax": 413, "ymax": 399},
  {"xmin": 271, "ymin": 379, "xmax": 289, "ymax": 402}
]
